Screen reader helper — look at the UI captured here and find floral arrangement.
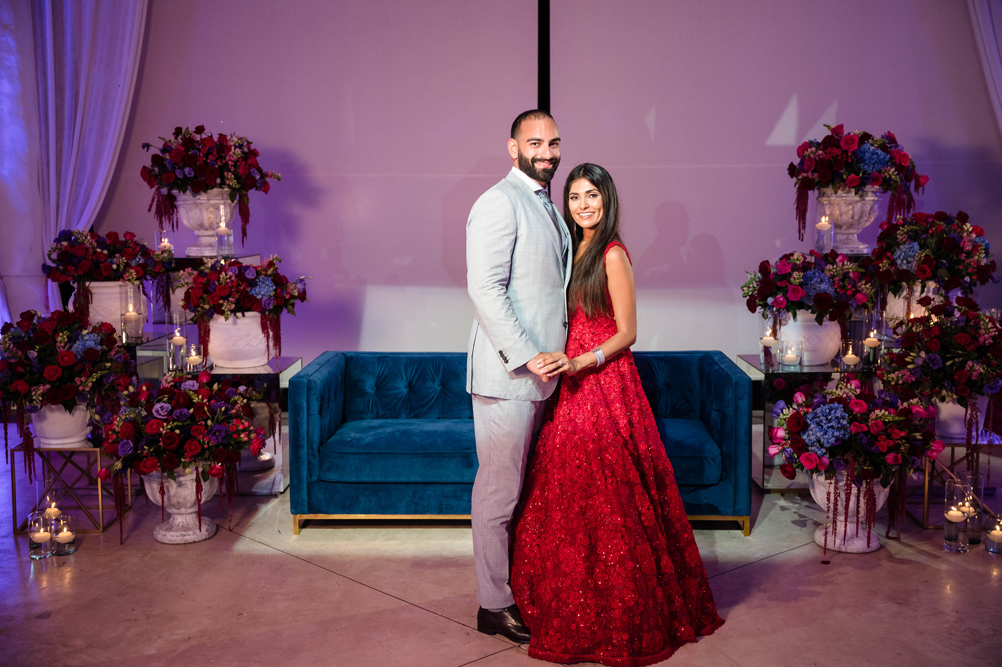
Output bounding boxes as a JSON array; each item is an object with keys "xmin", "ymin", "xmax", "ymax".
[
  {"xmin": 770, "ymin": 377, "xmax": 941, "ymax": 546},
  {"xmin": 0, "ymin": 309, "xmax": 135, "ymax": 459},
  {"xmin": 868, "ymin": 210, "xmax": 997, "ymax": 301},
  {"xmin": 879, "ymin": 299, "xmax": 1002, "ymax": 413},
  {"xmin": 140, "ymin": 125, "xmax": 281, "ymax": 243},
  {"xmin": 788, "ymin": 124, "xmax": 927, "ymax": 240},
  {"xmin": 41, "ymin": 229, "xmax": 175, "ymax": 316},
  {"xmin": 98, "ymin": 372, "xmax": 266, "ymax": 532},
  {"xmin": 742, "ymin": 250, "xmax": 876, "ymax": 327},
  {"xmin": 178, "ymin": 256, "xmax": 308, "ymax": 359}
]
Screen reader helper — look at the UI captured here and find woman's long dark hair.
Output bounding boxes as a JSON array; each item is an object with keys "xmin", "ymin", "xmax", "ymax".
[{"xmin": 562, "ymin": 163, "xmax": 622, "ymax": 317}]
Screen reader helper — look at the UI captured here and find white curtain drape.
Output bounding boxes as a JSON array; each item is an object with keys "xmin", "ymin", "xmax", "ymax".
[
  {"xmin": 33, "ymin": 0, "xmax": 147, "ymax": 311},
  {"xmin": 970, "ymin": 0, "xmax": 1002, "ymax": 139}
]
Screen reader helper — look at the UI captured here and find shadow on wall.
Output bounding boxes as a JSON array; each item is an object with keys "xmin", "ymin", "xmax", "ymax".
[{"xmin": 635, "ymin": 200, "xmax": 726, "ymax": 289}]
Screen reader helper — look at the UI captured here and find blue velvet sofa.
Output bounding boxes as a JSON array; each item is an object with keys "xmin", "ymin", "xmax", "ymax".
[{"xmin": 289, "ymin": 351, "xmax": 751, "ymax": 534}]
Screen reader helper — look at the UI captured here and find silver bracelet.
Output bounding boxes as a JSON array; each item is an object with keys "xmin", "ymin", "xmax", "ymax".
[{"xmin": 592, "ymin": 347, "xmax": 605, "ymax": 367}]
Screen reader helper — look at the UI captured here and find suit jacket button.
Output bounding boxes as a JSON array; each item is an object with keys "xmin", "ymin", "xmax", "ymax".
[{"xmin": 563, "ymin": 322, "xmax": 568, "ymax": 328}]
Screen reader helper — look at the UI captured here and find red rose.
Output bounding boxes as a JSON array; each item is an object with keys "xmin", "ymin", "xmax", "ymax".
[
  {"xmin": 191, "ymin": 424, "xmax": 207, "ymax": 438},
  {"xmin": 161, "ymin": 431, "xmax": 180, "ymax": 450},
  {"xmin": 885, "ymin": 453, "xmax": 902, "ymax": 465},
  {"xmin": 97, "ymin": 468, "xmax": 112, "ymax": 481},
  {"xmin": 790, "ymin": 434, "xmax": 807, "ymax": 456},
  {"xmin": 209, "ymin": 464, "xmax": 224, "ymax": 479},
  {"xmin": 812, "ymin": 292, "xmax": 832, "ymax": 312},
  {"xmin": 119, "ymin": 421, "xmax": 136, "ymax": 439},
  {"xmin": 183, "ymin": 439, "xmax": 202, "ymax": 457},
  {"xmin": 956, "ymin": 384, "xmax": 970, "ymax": 397},
  {"xmin": 840, "ymin": 134, "xmax": 859, "ymax": 152},
  {"xmin": 915, "ymin": 265, "xmax": 932, "ymax": 279},
  {"xmin": 10, "ymin": 379, "xmax": 29, "ymax": 394},
  {"xmin": 145, "ymin": 419, "xmax": 164, "ymax": 435},
  {"xmin": 901, "ymin": 332, "xmax": 917, "ymax": 348},
  {"xmin": 0, "ymin": 359, "xmax": 7, "ymax": 372},
  {"xmin": 955, "ymin": 369, "xmax": 970, "ymax": 384},
  {"xmin": 83, "ymin": 348, "xmax": 100, "ymax": 362},
  {"xmin": 830, "ymin": 124, "xmax": 844, "ymax": 137},
  {"xmin": 896, "ymin": 151, "xmax": 910, "ymax": 167},
  {"xmin": 139, "ymin": 457, "xmax": 160, "ymax": 475},
  {"xmin": 162, "ymin": 453, "xmax": 179, "ymax": 471},
  {"xmin": 845, "ymin": 174, "xmax": 860, "ymax": 187},
  {"xmin": 212, "ymin": 449, "xmax": 228, "ymax": 463},
  {"xmin": 193, "ymin": 403, "xmax": 209, "ymax": 420},
  {"xmin": 780, "ymin": 463, "xmax": 796, "ymax": 480},
  {"xmin": 43, "ymin": 365, "xmax": 62, "ymax": 381},
  {"xmin": 869, "ymin": 173, "xmax": 883, "ymax": 187},
  {"xmin": 955, "ymin": 333, "xmax": 972, "ymax": 347},
  {"xmin": 57, "ymin": 350, "xmax": 76, "ymax": 366},
  {"xmin": 786, "ymin": 411, "xmax": 805, "ymax": 433}
]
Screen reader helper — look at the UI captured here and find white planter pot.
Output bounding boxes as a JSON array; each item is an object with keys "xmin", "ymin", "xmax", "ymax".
[
  {"xmin": 80, "ymin": 281, "xmax": 125, "ymax": 333},
  {"xmin": 809, "ymin": 473, "xmax": 891, "ymax": 553},
  {"xmin": 144, "ymin": 468, "xmax": 219, "ymax": 544},
  {"xmin": 208, "ymin": 312, "xmax": 269, "ymax": 369},
  {"xmin": 174, "ymin": 190, "xmax": 237, "ymax": 257},
  {"xmin": 782, "ymin": 311, "xmax": 842, "ymax": 366},
  {"xmin": 817, "ymin": 186, "xmax": 881, "ymax": 254},
  {"xmin": 934, "ymin": 395, "xmax": 990, "ymax": 442},
  {"xmin": 30, "ymin": 404, "xmax": 90, "ymax": 448}
]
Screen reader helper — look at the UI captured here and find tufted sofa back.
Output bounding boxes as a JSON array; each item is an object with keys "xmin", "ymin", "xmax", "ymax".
[
  {"xmin": 342, "ymin": 352, "xmax": 473, "ymax": 421},
  {"xmin": 633, "ymin": 351, "xmax": 703, "ymax": 420}
]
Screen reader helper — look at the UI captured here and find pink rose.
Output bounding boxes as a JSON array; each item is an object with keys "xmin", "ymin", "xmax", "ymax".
[
  {"xmin": 817, "ymin": 456, "xmax": 829, "ymax": 471},
  {"xmin": 800, "ymin": 452, "xmax": 820, "ymax": 469},
  {"xmin": 773, "ymin": 295, "xmax": 787, "ymax": 309},
  {"xmin": 849, "ymin": 399, "xmax": 868, "ymax": 414},
  {"xmin": 97, "ymin": 468, "xmax": 111, "ymax": 481},
  {"xmin": 870, "ymin": 173, "xmax": 883, "ymax": 187},
  {"xmin": 776, "ymin": 259, "xmax": 792, "ymax": 275},
  {"xmin": 793, "ymin": 391, "xmax": 806, "ymax": 405},
  {"xmin": 896, "ymin": 151, "xmax": 910, "ymax": 167},
  {"xmin": 804, "ymin": 157, "xmax": 816, "ymax": 171},
  {"xmin": 910, "ymin": 406, "xmax": 926, "ymax": 419},
  {"xmin": 831, "ymin": 124, "xmax": 844, "ymax": 136},
  {"xmin": 885, "ymin": 452, "xmax": 902, "ymax": 465},
  {"xmin": 869, "ymin": 420, "xmax": 885, "ymax": 434},
  {"xmin": 767, "ymin": 444, "xmax": 782, "ymax": 457},
  {"xmin": 850, "ymin": 422, "xmax": 869, "ymax": 433},
  {"xmin": 797, "ymin": 141, "xmax": 810, "ymax": 158},
  {"xmin": 916, "ymin": 174, "xmax": 929, "ymax": 188},
  {"xmin": 788, "ymin": 285, "xmax": 806, "ymax": 301},
  {"xmin": 927, "ymin": 440, "xmax": 945, "ymax": 459},
  {"xmin": 840, "ymin": 134, "xmax": 859, "ymax": 152},
  {"xmin": 770, "ymin": 427, "xmax": 786, "ymax": 443},
  {"xmin": 849, "ymin": 380, "xmax": 861, "ymax": 392},
  {"xmin": 845, "ymin": 174, "xmax": 860, "ymax": 187},
  {"xmin": 854, "ymin": 292, "xmax": 868, "ymax": 305}
]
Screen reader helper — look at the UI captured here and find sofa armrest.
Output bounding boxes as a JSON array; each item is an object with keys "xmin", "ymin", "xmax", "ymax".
[
  {"xmin": 289, "ymin": 351, "xmax": 346, "ymax": 514},
  {"xmin": 698, "ymin": 351, "xmax": 752, "ymax": 516}
]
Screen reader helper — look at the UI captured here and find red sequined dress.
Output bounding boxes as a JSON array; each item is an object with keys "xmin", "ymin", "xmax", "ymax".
[{"xmin": 511, "ymin": 242, "xmax": 723, "ymax": 666}]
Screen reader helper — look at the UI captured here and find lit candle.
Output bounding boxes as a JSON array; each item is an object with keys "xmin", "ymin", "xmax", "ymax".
[
  {"xmin": 158, "ymin": 240, "xmax": 173, "ymax": 252},
  {"xmin": 816, "ymin": 216, "xmax": 831, "ymax": 231},
  {"xmin": 864, "ymin": 331, "xmax": 880, "ymax": 349},
  {"xmin": 760, "ymin": 336, "xmax": 776, "ymax": 348},
  {"xmin": 216, "ymin": 223, "xmax": 233, "ymax": 237},
  {"xmin": 30, "ymin": 529, "xmax": 52, "ymax": 543},
  {"xmin": 54, "ymin": 527, "xmax": 75, "ymax": 544},
  {"xmin": 988, "ymin": 526, "xmax": 1002, "ymax": 543},
  {"xmin": 186, "ymin": 345, "xmax": 202, "ymax": 367},
  {"xmin": 43, "ymin": 502, "xmax": 61, "ymax": 520},
  {"xmin": 960, "ymin": 503, "xmax": 976, "ymax": 516},
  {"xmin": 782, "ymin": 353, "xmax": 799, "ymax": 365},
  {"xmin": 945, "ymin": 507, "xmax": 966, "ymax": 522},
  {"xmin": 170, "ymin": 328, "xmax": 186, "ymax": 348},
  {"xmin": 843, "ymin": 352, "xmax": 859, "ymax": 366}
]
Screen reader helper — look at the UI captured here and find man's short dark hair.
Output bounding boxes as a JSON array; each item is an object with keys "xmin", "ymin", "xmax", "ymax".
[{"xmin": 511, "ymin": 109, "xmax": 554, "ymax": 140}]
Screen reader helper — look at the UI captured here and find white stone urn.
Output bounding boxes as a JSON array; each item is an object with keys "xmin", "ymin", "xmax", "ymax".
[
  {"xmin": 174, "ymin": 190, "xmax": 237, "ymax": 257},
  {"xmin": 817, "ymin": 186, "xmax": 881, "ymax": 255},
  {"xmin": 77, "ymin": 281, "xmax": 126, "ymax": 333},
  {"xmin": 145, "ymin": 468, "xmax": 219, "ymax": 544},
  {"xmin": 30, "ymin": 404, "xmax": 90, "ymax": 448},
  {"xmin": 782, "ymin": 311, "xmax": 842, "ymax": 366},
  {"xmin": 208, "ymin": 312, "xmax": 270, "ymax": 369},
  {"xmin": 934, "ymin": 395, "xmax": 990, "ymax": 442},
  {"xmin": 809, "ymin": 473, "xmax": 891, "ymax": 553}
]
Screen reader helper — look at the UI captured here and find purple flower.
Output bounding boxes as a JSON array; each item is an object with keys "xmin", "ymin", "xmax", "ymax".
[
  {"xmin": 227, "ymin": 266, "xmax": 240, "ymax": 276},
  {"xmin": 243, "ymin": 267, "xmax": 257, "ymax": 280},
  {"xmin": 225, "ymin": 387, "xmax": 238, "ymax": 398},
  {"xmin": 986, "ymin": 378, "xmax": 1002, "ymax": 395},
  {"xmin": 174, "ymin": 169, "xmax": 184, "ymax": 179},
  {"xmin": 184, "ymin": 167, "xmax": 195, "ymax": 178},
  {"xmin": 172, "ymin": 408, "xmax": 191, "ymax": 421},
  {"xmin": 117, "ymin": 439, "xmax": 134, "ymax": 456},
  {"xmin": 152, "ymin": 403, "xmax": 172, "ymax": 420},
  {"xmin": 261, "ymin": 297, "xmax": 274, "ymax": 310},
  {"xmin": 209, "ymin": 400, "xmax": 228, "ymax": 411},
  {"xmin": 181, "ymin": 380, "xmax": 199, "ymax": 391},
  {"xmin": 926, "ymin": 354, "xmax": 943, "ymax": 370},
  {"xmin": 295, "ymin": 278, "xmax": 307, "ymax": 292},
  {"xmin": 207, "ymin": 424, "xmax": 227, "ymax": 442}
]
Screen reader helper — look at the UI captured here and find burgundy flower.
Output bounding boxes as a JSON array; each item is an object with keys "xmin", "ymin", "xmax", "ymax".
[
  {"xmin": 56, "ymin": 350, "xmax": 76, "ymax": 366},
  {"xmin": 42, "ymin": 365, "xmax": 62, "ymax": 382},
  {"xmin": 184, "ymin": 439, "xmax": 202, "ymax": 457},
  {"xmin": 139, "ymin": 457, "xmax": 160, "ymax": 475},
  {"xmin": 786, "ymin": 411, "xmax": 805, "ymax": 433},
  {"xmin": 780, "ymin": 463, "xmax": 796, "ymax": 480},
  {"xmin": 840, "ymin": 134, "xmax": 859, "ymax": 152}
]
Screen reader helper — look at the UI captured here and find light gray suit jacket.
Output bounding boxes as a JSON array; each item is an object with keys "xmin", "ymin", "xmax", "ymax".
[{"xmin": 466, "ymin": 169, "xmax": 573, "ymax": 401}]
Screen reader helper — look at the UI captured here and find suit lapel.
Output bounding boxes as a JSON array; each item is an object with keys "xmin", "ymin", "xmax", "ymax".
[{"xmin": 504, "ymin": 171, "xmax": 565, "ymax": 258}]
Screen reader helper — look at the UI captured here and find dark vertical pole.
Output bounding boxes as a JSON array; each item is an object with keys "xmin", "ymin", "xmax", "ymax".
[{"xmin": 538, "ymin": 0, "xmax": 550, "ymax": 112}]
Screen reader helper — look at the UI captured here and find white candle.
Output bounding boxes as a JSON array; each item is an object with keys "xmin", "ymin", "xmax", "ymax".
[
  {"xmin": 782, "ymin": 353, "xmax": 799, "ymax": 364},
  {"xmin": 988, "ymin": 528, "xmax": 1002, "ymax": 543},
  {"xmin": 54, "ymin": 528, "xmax": 75, "ymax": 544},
  {"xmin": 816, "ymin": 217, "xmax": 831, "ymax": 231},
  {"xmin": 158, "ymin": 241, "xmax": 173, "ymax": 252},
  {"xmin": 945, "ymin": 507, "xmax": 966, "ymax": 522},
  {"xmin": 960, "ymin": 504, "xmax": 976, "ymax": 515},
  {"xmin": 760, "ymin": 336, "xmax": 776, "ymax": 348},
  {"xmin": 216, "ymin": 226, "xmax": 233, "ymax": 237},
  {"xmin": 843, "ymin": 353, "xmax": 859, "ymax": 366},
  {"xmin": 171, "ymin": 335, "xmax": 186, "ymax": 348},
  {"xmin": 187, "ymin": 355, "xmax": 202, "ymax": 366},
  {"xmin": 864, "ymin": 337, "xmax": 880, "ymax": 349},
  {"xmin": 30, "ymin": 530, "xmax": 51, "ymax": 543},
  {"xmin": 43, "ymin": 503, "xmax": 61, "ymax": 519}
]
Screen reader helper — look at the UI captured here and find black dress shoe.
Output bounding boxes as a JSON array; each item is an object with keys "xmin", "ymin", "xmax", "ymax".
[{"xmin": 477, "ymin": 604, "xmax": 531, "ymax": 643}]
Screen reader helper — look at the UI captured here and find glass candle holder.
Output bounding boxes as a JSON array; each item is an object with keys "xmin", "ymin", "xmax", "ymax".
[
  {"xmin": 814, "ymin": 206, "xmax": 833, "ymax": 253},
  {"xmin": 863, "ymin": 327, "xmax": 882, "ymax": 363},
  {"xmin": 52, "ymin": 515, "xmax": 78, "ymax": 556},
  {"xmin": 943, "ymin": 478, "xmax": 971, "ymax": 553},
  {"xmin": 167, "ymin": 311, "xmax": 188, "ymax": 371},
  {"xmin": 155, "ymin": 229, "xmax": 174, "ymax": 255},
  {"xmin": 27, "ymin": 511, "xmax": 54, "ymax": 560},
  {"xmin": 986, "ymin": 517, "xmax": 1002, "ymax": 554},
  {"xmin": 119, "ymin": 282, "xmax": 146, "ymax": 343},
  {"xmin": 215, "ymin": 220, "xmax": 234, "ymax": 258},
  {"xmin": 840, "ymin": 340, "xmax": 861, "ymax": 370},
  {"xmin": 185, "ymin": 344, "xmax": 204, "ymax": 372},
  {"xmin": 759, "ymin": 316, "xmax": 781, "ymax": 368},
  {"xmin": 960, "ymin": 471, "xmax": 984, "ymax": 545},
  {"xmin": 779, "ymin": 339, "xmax": 802, "ymax": 368}
]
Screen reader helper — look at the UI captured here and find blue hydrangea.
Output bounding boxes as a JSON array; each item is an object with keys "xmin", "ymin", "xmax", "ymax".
[
  {"xmin": 975, "ymin": 236, "xmax": 990, "ymax": 254},
  {"xmin": 803, "ymin": 403, "xmax": 850, "ymax": 453},
  {"xmin": 893, "ymin": 240, "xmax": 920, "ymax": 272},
  {"xmin": 70, "ymin": 333, "xmax": 102, "ymax": 358},
  {"xmin": 250, "ymin": 276, "xmax": 275, "ymax": 299},
  {"xmin": 856, "ymin": 143, "xmax": 890, "ymax": 173},
  {"xmin": 801, "ymin": 269, "xmax": 834, "ymax": 302}
]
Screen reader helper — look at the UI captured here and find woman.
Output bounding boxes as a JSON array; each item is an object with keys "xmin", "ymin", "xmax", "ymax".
[{"xmin": 511, "ymin": 164, "xmax": 723, "ymax": 666}]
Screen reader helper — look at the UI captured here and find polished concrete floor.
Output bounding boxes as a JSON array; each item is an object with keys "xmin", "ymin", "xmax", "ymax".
[{"xmin": 1, "ymin": 428, "xmax": 1001, "ymax": 667}]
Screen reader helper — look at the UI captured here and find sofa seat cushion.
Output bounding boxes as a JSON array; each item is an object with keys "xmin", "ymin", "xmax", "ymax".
[
  {"xmin": 318, "ymin": 419, "xmax": 477, "ymax": 484},
  {"xmin": 654, "ymin": 418, "xmax": 722, "ymax": 486}
]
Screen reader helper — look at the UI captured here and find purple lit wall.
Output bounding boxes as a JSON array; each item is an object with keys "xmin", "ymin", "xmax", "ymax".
[{"xmin": 65, "ymin": 0, "xmax": 1002, "ymax": 364}]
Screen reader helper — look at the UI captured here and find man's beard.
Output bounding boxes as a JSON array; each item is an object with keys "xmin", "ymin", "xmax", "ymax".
[{"xmin": 518, "ymin": 151, "xmax": 559, "ymax": 183}]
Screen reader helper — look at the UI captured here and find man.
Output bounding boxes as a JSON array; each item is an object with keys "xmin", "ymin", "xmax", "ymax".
[{"xmin": 466, "ymin": 109, "xmax": 572, "ymax": 642}]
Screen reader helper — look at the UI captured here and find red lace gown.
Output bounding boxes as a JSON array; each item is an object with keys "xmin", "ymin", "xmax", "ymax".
[{"xmin": 511, "ymin": 243, "xmax": 723, "ymax": 666}]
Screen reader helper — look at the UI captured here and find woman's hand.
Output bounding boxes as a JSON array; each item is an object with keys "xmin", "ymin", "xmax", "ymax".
[{"xmin": 535, "ymin": 351, "xmax": 576, "ymax": 378}]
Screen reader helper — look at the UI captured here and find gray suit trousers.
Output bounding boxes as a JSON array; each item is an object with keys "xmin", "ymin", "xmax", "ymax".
[{"xmin": 471, "ymin": 394, "xmax": 546, "ymax": 610}]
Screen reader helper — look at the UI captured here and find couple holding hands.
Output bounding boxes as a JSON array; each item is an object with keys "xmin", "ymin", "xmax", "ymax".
[{"xmin": 466, "ymin": 110, "xmax": 723, "ymax": 666}]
